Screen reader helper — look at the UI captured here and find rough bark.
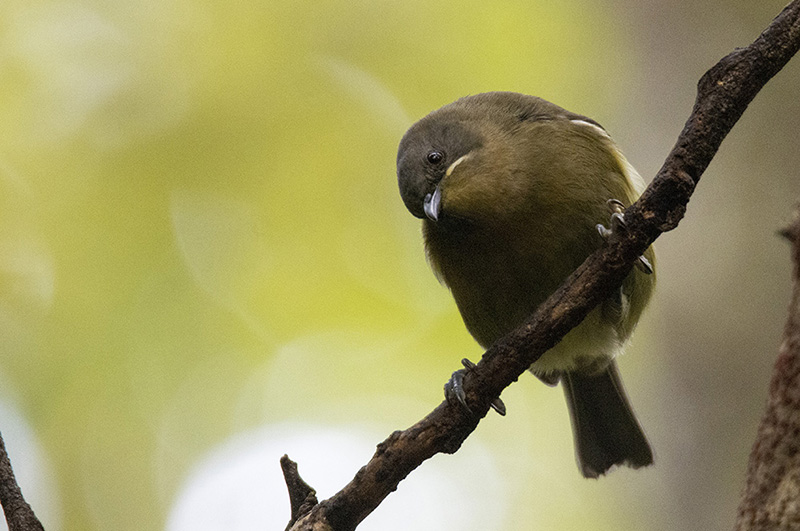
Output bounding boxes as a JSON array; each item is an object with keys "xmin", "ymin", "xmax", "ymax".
[
  {"xmin": 0, "ymin": 433, "xmax": 44, "ymax": 531},
  {"xmin": 734, "ymin": 209, "xmax": 800, "ymax": 531}
]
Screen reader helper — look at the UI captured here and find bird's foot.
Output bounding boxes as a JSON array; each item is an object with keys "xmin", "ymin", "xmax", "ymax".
[
  {"xmin": 595, "ymin": 199, "xmax": 627, "ymax": 237},
  {"xmin": 444, "ymin": 358, "xmax": 506, "ymax": 416},
  {"xmin": 596, "ymin": 199, "xmax": 653, "ymax": 274}
]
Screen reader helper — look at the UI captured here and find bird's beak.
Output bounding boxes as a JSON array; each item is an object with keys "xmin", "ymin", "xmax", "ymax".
[
  {"xmin": 423, "ymin": 154, "xmax": 470, "ymax": 222},
  {"xmin": 423, "ymin": 184, "xmax": 441, "ymax": 221}
]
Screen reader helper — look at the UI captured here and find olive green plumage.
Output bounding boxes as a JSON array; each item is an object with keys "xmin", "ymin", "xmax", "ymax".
[{"xmin": 397, "ymin": 92, "xmax": 655, "ymax": 477}]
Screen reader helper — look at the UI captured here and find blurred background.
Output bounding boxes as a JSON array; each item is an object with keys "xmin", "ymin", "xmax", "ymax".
[{"xmin": 0, "ymin": 0, "xmax": 798, "ymax": 529}]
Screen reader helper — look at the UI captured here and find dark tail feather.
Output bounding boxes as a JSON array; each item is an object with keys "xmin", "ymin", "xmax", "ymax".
[{"xmin": 562, "ymin": 361, "xmax": 653, "ymax": 478}]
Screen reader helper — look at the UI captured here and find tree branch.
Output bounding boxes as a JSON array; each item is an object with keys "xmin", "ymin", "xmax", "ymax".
[
  {"xmin": 0, "ymin": 432, "xmax": 44, "ymax": 531},
  {"xmin": 733, "ymin": 208, "xmax": 800, "ymax": 531},
  {"xmin": 282, "ymin": 455, "xmax": 320, "ymax": 531},
  {"xmin": 287, "ymin": 2, "xmax": 800, "ymax": 529}
]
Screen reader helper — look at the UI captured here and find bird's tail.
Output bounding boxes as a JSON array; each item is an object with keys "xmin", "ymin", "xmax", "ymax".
[{"xmin": 562, "ymin": 361, "xmax": 653, "ymax": 478}]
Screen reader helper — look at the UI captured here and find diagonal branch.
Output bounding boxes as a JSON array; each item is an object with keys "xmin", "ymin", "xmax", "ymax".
[{"xmin": 286, "ymin": 2, "xmax": 800, "ymax": 529}]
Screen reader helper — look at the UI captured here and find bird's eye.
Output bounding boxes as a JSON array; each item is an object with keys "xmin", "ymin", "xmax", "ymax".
[{"xmin": 426, "ymin": 151, "xmax": 444, "ymax": 165}]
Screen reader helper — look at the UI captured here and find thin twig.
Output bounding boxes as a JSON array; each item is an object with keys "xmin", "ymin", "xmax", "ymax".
[{"xmin": 281, "ymin": 455, "xmax": 319, "ymax": 530}]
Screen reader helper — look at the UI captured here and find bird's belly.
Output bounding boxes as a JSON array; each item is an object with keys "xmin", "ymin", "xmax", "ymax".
[
  {"xmin": 427, "ymin": 221, "xmax": 627, "ymax": 376},
  {"xmin": 529, "ymin": 308, "xmax": 623, "ymax": 377},
  {"xmin": 448, "ymin": 264, "xmax": 623, "ymax": 377}
]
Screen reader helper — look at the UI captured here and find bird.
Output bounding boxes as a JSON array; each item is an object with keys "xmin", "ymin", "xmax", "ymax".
[{"xmin": 396, "ymin": 91, "xmax": 655, "ymax": 478}]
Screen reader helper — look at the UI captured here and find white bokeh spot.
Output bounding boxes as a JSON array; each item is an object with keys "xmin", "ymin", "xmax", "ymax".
[{"xmin": 167, "ymin": 422, "xmax": 508, "ymax": 531}]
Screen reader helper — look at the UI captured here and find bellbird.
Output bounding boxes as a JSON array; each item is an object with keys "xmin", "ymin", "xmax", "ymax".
[{"xmin": 396, "ymin": 91, "xmax": 655, "ymax": 478}]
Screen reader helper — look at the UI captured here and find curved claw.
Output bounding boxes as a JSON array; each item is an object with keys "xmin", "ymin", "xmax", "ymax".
[
  {"xmin": 610, "ymin": 212, "xmax": 626, "ymax": 231},
  {"xmin": 490, "ymin": 396, "xmax": 507, "ymax": 416},
  {"xmin": 596, "ymin": 223, "xmax": 612, "ymax": 239},
  {"xmin": 444, "ymin": 358, "xmax": 506, "ymax": 416},
  {"xmin": 606, "ymin": 198, "xmax": 626, "ymax": 213},
  {"xmin": 635, "ymin": 254, "xmax": 654, "ymax": 274},
  {"xmin": 444, "ymin": 368, "xmax": 470, "ymax": 412},
  {"xmin": 601, "ymin": 199, "xmax": 627, "ymax": 233},
  {"xmin": 598, "ymin": 198, "xmax": 654, "ymax": 275}
]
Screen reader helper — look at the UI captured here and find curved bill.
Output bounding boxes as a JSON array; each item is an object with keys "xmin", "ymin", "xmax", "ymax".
[{"xmin": 423, "ymin": 184, "xmax": 442, "ymax": 221}]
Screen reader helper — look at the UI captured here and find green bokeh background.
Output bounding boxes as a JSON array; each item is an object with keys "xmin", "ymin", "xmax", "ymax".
[{"xmin": 1, "ymin": 0, "xmax": 799, "ymax": 529}]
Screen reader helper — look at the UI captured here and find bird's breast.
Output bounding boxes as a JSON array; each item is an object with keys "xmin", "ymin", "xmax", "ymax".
[{"xmin": 424, "ymin": 219, "xmax": 576, "ymax": 349}]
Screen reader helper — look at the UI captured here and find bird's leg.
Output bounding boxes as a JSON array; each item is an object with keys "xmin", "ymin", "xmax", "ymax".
[
  {"xmin": 444, "ymin": 358, "xmax": 506, "ymax": 416},
  {"xmin": 596, "ymin": 199, "xmax": 653, "ymax": 274}
]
